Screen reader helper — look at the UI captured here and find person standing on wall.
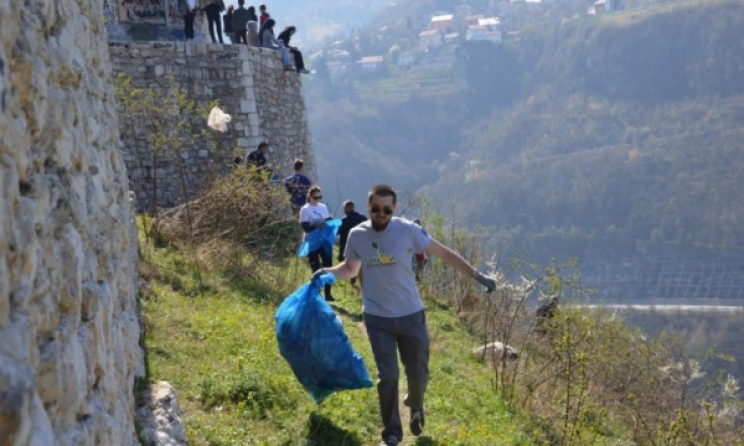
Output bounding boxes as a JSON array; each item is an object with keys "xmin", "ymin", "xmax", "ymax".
[
  {"xmin": 223, "ymin": 4, "xmax": 235, "ymax": 43},
  {"xmin": 259, "ymin": 4, "xmax": 269, "ymax": 24},
  {"xmin": 203, "ymin": 0, "xmax": 224, "ymax": 44},
  {"xmin": 284, "ymin": 159, "xmax": 312, "ymax": 214},
  {"xmin": 184, "ymin": 0, "xmax": 197, "ymax": 40},
  {"xmin": 311, "ymin": 184, "xmax": 497, "ymax": 446},
  {"xmin": 246, "ymin": 6, "xmax": 261, "ymax": 47},
  {"xmin": 301, "ymin": 186, "xmax": 335, "ymax": 302},
  {"xmin": 231, "ymin": 0, "xmax": 250, "ymax": 44}
]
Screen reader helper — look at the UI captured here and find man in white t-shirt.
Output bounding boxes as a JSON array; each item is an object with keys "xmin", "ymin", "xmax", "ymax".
[
  {"xmin": 312, "ymin": 184, "xmax": 496, "ymax": 446},
  {"xmin": 300, "ymin": 185, "xmax": 335, "ymax": 301}
]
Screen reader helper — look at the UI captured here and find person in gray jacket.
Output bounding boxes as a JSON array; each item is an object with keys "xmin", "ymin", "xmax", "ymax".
[
  {"xmin": 258, "ymin": 19, "xmax": 293, "ymax": 70},
  {"xmin": 231, "ymin": 0, "xmax": 250, "ymax": 44}
]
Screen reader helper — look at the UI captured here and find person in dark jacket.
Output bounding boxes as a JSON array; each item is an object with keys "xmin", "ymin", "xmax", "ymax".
[
  {"xmin": 338, "ymin": 200, "xmax": 368, "ymax": 263},
  {"xmin": 223, "ymin": 4, "xmax": 235, "ymax": 43},
  {"xmin": 246, "ymin": 141, "xmax": 272, "ymax": 176},
  {"xmin": 232, "ymin": 0, "xmax": 251, "ymax": 44},
  {"xmin": 203, "ymin": 1, "xmax": 224, "ymax": 44},
  {"xmin": 277, "ymin": 26, "xmax": 311, "ymax": 74},
  {"xmin": 247, "ymin": 5, "xmax": 259, "ymax": 21},
  {"xmin": 184, "ymin": 0, "xmax": 197, "ymax": 40}
]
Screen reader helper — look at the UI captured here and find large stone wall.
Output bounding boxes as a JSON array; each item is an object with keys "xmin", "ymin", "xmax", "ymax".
[
  {"xmin": 109, "ymin": 41, "xmax": 315, "ymax": 208},
  {"xmin": 0, "ymin": 0, "xmax": 143, "ymax": 445}
]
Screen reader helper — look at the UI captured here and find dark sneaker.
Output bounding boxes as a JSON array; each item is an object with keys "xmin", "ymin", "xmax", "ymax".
[
  {"xmin": 410, "ymin": 407, "xmax": 425, "ymax": 436},
  {"xmin": 324, "ymin": 294, "xmax": 335, "ymax": 302},
  {"xmin": 298, "ymin": 68, "xmax": 311, "ymax": 74},
  {"xmin": 380, "ymin": 435, "xmax": 399, "ymax": 446}
]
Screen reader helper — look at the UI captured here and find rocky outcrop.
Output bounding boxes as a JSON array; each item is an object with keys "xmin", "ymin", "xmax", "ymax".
[{"xmin": 0, "ymin": 1, "xmax": 143, "ymax": 445}]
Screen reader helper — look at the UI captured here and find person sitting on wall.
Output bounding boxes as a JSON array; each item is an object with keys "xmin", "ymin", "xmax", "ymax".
[
  {"xmin": 259, "ymin": 19, "xmax": 294, "ymax": 71},
  {"xmin": 277, "ymin": 26, "xmax": 311, "ymax": 74}
]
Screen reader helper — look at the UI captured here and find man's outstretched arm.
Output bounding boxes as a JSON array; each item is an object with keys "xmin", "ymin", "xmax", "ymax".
[
  {"xmin": 426, "ymin": 238, "xmax": 496, "ymax": 292},
  {"xmin": 315, "ymin": 258, "xmax": 362, "ymax": 281}
]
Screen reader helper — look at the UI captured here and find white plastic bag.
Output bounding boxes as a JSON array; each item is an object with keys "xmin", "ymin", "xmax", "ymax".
[{"xmin": 207, "ymin": 106, "xmax": 232, "ymax": 132}]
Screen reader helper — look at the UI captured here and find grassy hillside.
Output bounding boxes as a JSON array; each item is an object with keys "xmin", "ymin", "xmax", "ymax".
[{"xmin": 137, "ymin": 232, "xmax": 532, "ymax": 445}]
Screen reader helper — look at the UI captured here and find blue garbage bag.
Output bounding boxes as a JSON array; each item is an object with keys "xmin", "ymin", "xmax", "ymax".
[
  {"xmin": 275, "ymin": 274, "xmax": 373, "ymax": 404},
  {"xmin": 297, "ymin": 218, "xmax": 342, "ymax": 257}
]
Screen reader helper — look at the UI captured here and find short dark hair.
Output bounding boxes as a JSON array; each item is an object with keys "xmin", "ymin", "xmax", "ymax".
[
  {"xmin": 368, "ymin": 184, "xmax": 397, "ymax": 204},
  {"xmin": 294, "ymin": 159, "xmax": 304, "ymax": 171},
  {"xmin": 238, "ymin": 0, "xmax": 245, "ymax": 5},
  {"xmin": 344, "ymin": 200, "xmax": 355, "ymax": 210},
  {"xmin": 259, "ymin": 4, "xmax": 266, "ymax": 11},
  {"xmin": 258, "ymin": 142, "xmax": 269, "ymax": 151}
]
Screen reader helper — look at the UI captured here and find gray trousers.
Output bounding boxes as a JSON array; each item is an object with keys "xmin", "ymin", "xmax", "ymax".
[{"xmin": 364, "ymin": 310, "xmax": 430, "ymax": 441}]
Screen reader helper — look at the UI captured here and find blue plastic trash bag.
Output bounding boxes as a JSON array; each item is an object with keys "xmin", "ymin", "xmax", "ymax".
[
  {"xmin": 275, "ymin": 273, "xmax": 373, "ymax": 404},
  {"xmin": 297, "ymin": 218, "xmax": 342, "ymax": 257}
]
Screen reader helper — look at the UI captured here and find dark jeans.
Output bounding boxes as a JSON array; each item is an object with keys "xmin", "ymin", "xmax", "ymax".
[
  {"xmin": 184, "ymin": 11, "xmax": 195, "ymax": 40},
  {"xmin": 234, "ymin": 30, "xmax": 247, "ymax": 44},
  {"xmin": 364, "ymin": 310, "xmax": 430, "ymax": 442},
  {"xmin": 204, "ymin": 4, "xmax": 223, "ymax": 43},
  {"xmin": 289, "ymin": 48, "xmax": 305, "ymax": 71},
  {"xmin": 307, "ymin": 247, "xmax": 333, "ymax": 298}
]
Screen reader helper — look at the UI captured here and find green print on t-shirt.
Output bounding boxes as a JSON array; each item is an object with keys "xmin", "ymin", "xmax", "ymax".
[{"xmin": 365, "ymin": 242, "xmax": 397, "ymax": 266}]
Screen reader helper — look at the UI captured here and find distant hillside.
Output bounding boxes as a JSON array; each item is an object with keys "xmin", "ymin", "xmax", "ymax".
[{"xmin": 307, "ymin": 0, "xmax": 744, "ymax": 300}]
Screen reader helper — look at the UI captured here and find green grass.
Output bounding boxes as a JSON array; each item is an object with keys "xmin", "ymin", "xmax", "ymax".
[{"xmin": 138, "ymin": 228, "xmax": 534, "ymax": 445}]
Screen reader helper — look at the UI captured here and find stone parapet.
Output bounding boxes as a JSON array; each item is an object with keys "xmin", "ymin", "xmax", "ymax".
[{"xmin": 109, "ymin": 41, "xmax": 315, "ymax": 209}]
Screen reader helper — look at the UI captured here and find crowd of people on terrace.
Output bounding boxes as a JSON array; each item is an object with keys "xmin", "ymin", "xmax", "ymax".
[{"xmin": 183, "ymin": 0, "xmax": 310, "ymax": 74}]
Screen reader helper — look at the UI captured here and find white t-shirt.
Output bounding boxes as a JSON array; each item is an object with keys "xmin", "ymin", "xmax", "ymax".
[
  {"xmin": 345, "ymin": 217, "xmax": 432, "ymax": 318},
  {"xmin": 299, "ymin": 202, "xmax": 331, "ymax": 226}
]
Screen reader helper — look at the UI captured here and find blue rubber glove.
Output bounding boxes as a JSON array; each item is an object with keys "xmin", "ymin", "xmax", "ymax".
[{"xmin": 473, "ymin": 271, "xmax": 496, "ymax": 293}]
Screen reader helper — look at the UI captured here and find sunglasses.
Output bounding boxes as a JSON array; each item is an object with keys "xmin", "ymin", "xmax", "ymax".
[
  {"xmin": 311, "ymin": 195, "xmax": 322, "ymax": 200},
  {"xmin": 369, "ymin": 205, "xmax": 394, "ymax": 216}
]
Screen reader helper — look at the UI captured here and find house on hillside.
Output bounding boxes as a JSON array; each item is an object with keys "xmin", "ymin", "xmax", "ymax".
[
  {"xmin": 325, "ymin": 61, "xmax": 349, "ymax": 79},
  {"xmin": 466, "ymin": 25, "xmax": 502, "ymax": 43},
  {"xmin": 327, "ymin": 49, "xmax": 351, "ymax": 61},
  {"xmin": 430, "ymin": 14, "xmax": 454, "ymax": 32},
  {"xmin": 444, "ymin": 32, "xmax": 460, "ymax": 45},
  {"xmin": 465, "ymin": 14, "xmax": 485, "ymax": 26},
  {"xmin": 397, "ymin": 52, "xmax": 415, "ymax": 67},
  {"xmin": 419, "ymin": 29, "xmax": 443, "ymax": 51},
  {"xmin": 358, "ymin": 55, "xmax": 385, "ymax": 70},
  {"xmin": 478, "ymin": 17, "xmax": 501, "ymax": 26},
  {"xmin": 590, "ymin": 0, "xmax": 607, "ymax": 14},
  {"xmin": 504, "ymin": 30, "xmax": 521, "ymax": 42}
]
